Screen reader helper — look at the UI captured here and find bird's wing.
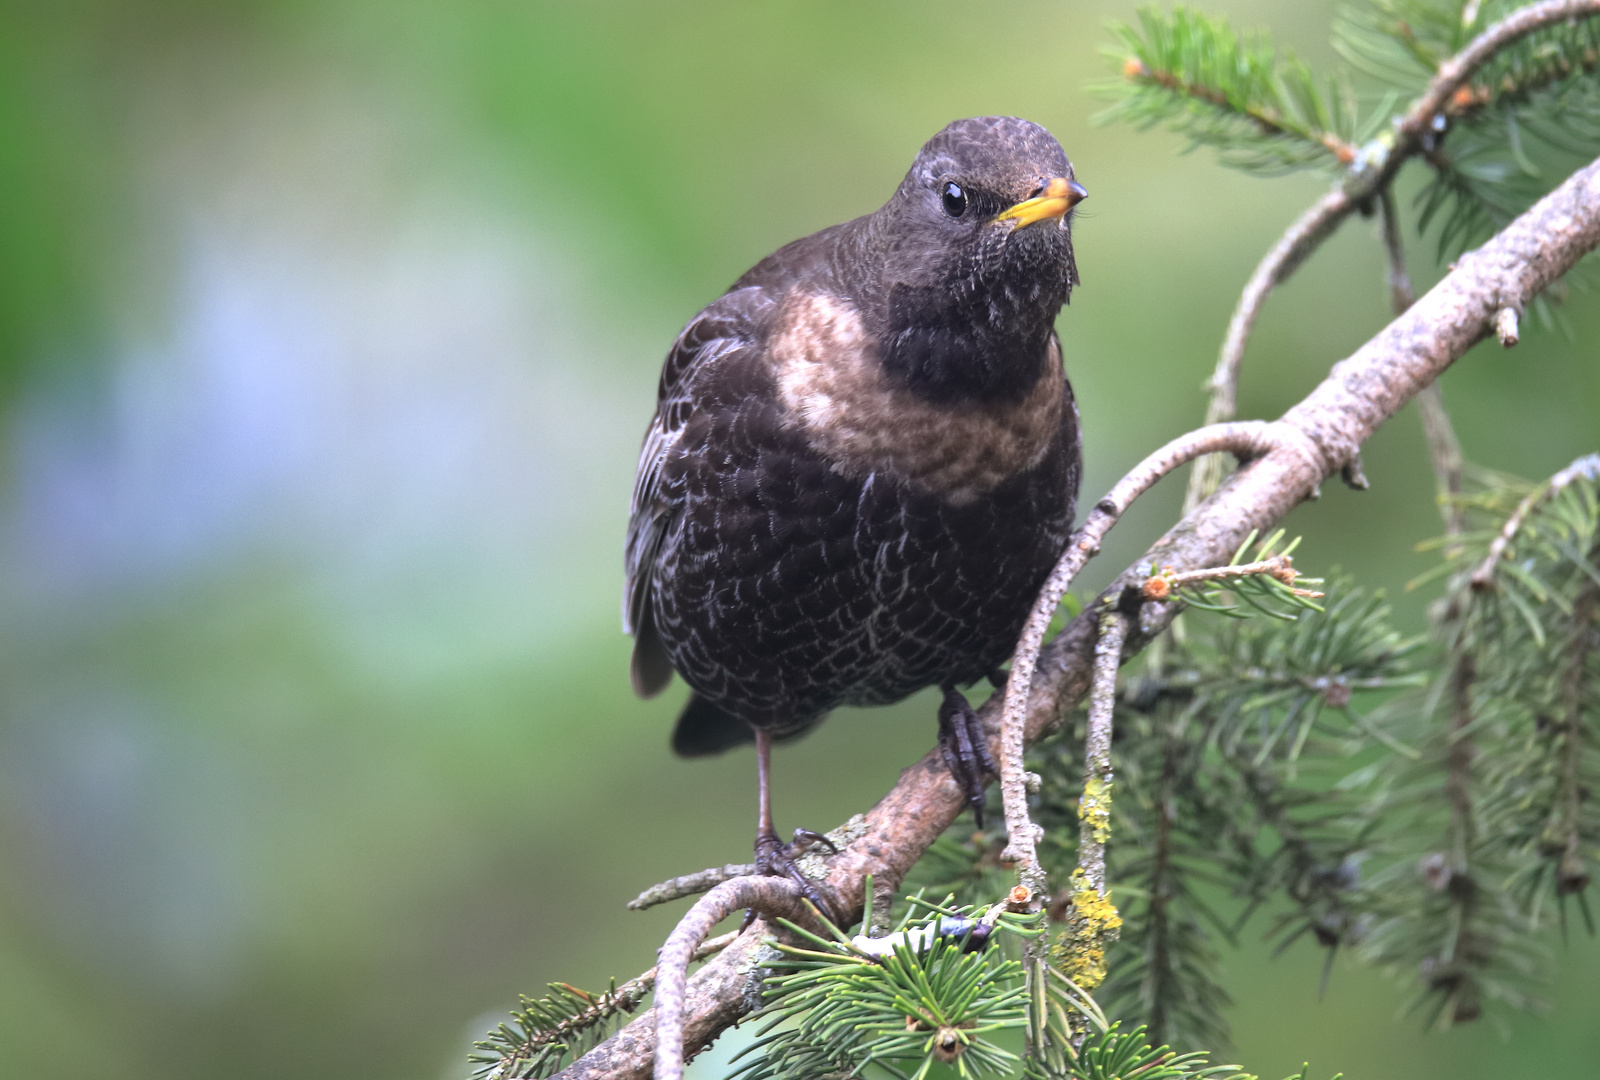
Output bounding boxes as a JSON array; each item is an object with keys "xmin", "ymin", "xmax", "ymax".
[{"xmin": 624, "ymin": 286, "xmax": 774, "ymax": 697}]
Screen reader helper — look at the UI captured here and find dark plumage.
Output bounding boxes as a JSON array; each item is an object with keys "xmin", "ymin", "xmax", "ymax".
[{"xmin": 625, "ymin": 116, "xmax": 1085, "ymax": 890}]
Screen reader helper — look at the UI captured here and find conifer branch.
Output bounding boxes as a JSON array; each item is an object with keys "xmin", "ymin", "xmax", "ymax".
[
  {"xmin": 472, "ymin": 934, "xmax": 739, "ymax": 1080},
  {"xmin": 1471, "ymin": 453, "xmax": 1600, "ymax": 588},
  {"xmin": 547, "ymin": 153, "xmax": 1600, "ymax": 1080},
  {"xmin": 1183, "ymin": 0, "xmax": 1600, "ymax": 509},
  {"xmin": 1102, "ymin": 8, "xmax": 1363, "ymax": 173},
  {"xmin": 1398, "ymin": 0, "xmax": 1600, "ymax": 151}
]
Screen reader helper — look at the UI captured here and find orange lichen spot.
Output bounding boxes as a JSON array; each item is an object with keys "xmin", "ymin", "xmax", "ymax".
[{"xmin": 1141, "ymin": 575, "xmax": 1172, "ymax": 601}]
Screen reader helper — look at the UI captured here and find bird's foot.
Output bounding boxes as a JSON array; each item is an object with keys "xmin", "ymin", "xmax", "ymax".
[
  {"xmin": 748, "ymin": 827, "xmax": 839, "ymax": 929},
  {"xmin": 938, "ymin": 684, "xmax": 998, "ymax": 829}
]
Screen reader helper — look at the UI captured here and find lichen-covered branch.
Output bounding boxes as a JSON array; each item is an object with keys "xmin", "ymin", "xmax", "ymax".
[
  {"xmin": 552, "ymin": 153, "xmax": 1600, "ymax": 1080},
  {"xmin": 1078, "ymin": 610, "xmax": 1126, "ymax": 897}
]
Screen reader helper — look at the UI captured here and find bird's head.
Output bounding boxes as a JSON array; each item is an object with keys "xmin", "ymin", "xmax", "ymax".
[{"xmin": 872, "ymin": 116, "xmax": 1086, "ymax": 403}]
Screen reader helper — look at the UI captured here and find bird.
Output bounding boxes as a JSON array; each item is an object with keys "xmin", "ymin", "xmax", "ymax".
[{"xmin": 624, "ymin": 116, "xmax": 1085, "ymax": 907}]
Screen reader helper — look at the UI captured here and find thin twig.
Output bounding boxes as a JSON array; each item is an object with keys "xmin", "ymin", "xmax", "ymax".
[
  {"xmin": 1079, "ymin": 610, "xmax": 1126, "ymax": 896},
  {"xmin": 1128, "ymin": 61, "xmax": 1358, "ymax": 163},
  {"xmin": 1140, "ymin": 553, "xmax": 1321, "ymax": 601},
  {"xmin": 654, "ymin": 877, "xmax": 816, "ymax": 1080},
  {"xmin": 1184, "ymin": 0, "xmax": 1600, "ymax": 511},
  {"xmin": 999, "ymin": 421, "xmax": 1281, "ymax": 871},
  {"xmin": 1050, "ymin": 608, "xmax": 1128, "ymax": 1038},
  {"xmin": 1379, "ymin": 188, "xmax": 1418, "ymax": 313},
  {"xmin": 1470, "ymin": 454, "xmax": 1600, "ymax": 590},
  {"xmin": 1381, "ymin": 188, "xmax": 1466, "ymax": 541},
  {"xmin": 551, "ymin": 156, "xmax": 1600, "ymax": 1080},
  {"xmin": 627, "ymin": 864, "xmax": 756, "ymax": 911},
  {"xmin": 1183, "ymin": 191, "xmax": 1350, "ymax": 512}
]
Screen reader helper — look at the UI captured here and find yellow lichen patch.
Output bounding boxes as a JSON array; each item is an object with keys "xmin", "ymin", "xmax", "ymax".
[
  {"xmin": 1077, "ymin": 777, "xmax": 1113, "ymax": 844},
  {"xmin": 1051, "ymin": 870, "xmax": 1123, "ymax": 991}
]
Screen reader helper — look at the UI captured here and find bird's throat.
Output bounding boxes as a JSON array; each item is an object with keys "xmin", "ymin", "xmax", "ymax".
[{"xmin": 878, "ymin": 280, "xmax": 1063, "ymax": 406}]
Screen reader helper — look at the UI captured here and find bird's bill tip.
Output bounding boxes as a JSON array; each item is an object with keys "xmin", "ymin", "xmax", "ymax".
[{"xmin": 993, "ymin": 176, "xmax": 1087, "ymax": 229}]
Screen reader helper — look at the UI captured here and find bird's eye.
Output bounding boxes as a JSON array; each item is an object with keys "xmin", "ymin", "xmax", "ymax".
[{"xmin": 941, "ymin": 181, "xmax": 967, "ymax": 218}]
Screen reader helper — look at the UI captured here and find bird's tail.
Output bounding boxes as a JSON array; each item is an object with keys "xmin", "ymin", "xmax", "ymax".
[{"xmin": 671, "ymin": 694, "xmax": 755, "ymax": 757}]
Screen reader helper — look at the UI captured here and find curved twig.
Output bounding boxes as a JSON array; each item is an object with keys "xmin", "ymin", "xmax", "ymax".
[
  {"xmin": 551, "ymin": 153, "xmax": 1600, "ymax": 1080},
  {"xmin": 654, "ymin": 877, "xmax": 816, "ymax": 1080}
]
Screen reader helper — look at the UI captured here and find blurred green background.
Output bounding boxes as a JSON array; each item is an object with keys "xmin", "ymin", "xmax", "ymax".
[{"xmin": 1, "ymin": 2, "xmax": 1597, "ymax": 1078}]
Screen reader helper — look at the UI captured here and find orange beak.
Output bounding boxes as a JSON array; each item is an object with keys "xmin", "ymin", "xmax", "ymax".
[{"xmin": 993, "ymin": 176, "xmax": 1087, "ymax": 229}]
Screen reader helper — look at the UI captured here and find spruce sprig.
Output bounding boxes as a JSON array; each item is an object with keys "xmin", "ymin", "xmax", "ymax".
[
  {"xmin": 469, "ymin": 978, "xmax": 647, "ymax": 1080},
  {"xmin": 1097, "ymin": 6, "xmax": 1373, "ymax": 174},
  {"xmin": 1028, "ymin": 1023, "xmax": 1252, "ymax": 1080},
  {"xmin": 730, "ymin": 897, "xmax": 1043, "ymax": 1080}
]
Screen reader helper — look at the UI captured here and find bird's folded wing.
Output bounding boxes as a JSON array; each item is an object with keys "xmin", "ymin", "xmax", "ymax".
[{"xmin": 623, "ymin": 287, "xmax": 775, "ymax": 696}]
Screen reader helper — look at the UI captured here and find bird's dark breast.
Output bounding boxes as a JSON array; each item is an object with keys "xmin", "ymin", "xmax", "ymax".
[{"xmin": 650, "ymin": 291, "xmax": 1080, "ymax": 740}]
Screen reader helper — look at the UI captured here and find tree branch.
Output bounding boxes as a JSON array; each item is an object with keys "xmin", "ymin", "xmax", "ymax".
[
  {"xmin": 1183, "ymin": 0, "xmax": 1600, "ymax": 511},
  {"xmin": 552, "ymin": 152, "xmax": 1600, "ymax": 1080},
  {"xmin": 652, "ymin": 878, "xmax": 817, "ymax": 1080}
]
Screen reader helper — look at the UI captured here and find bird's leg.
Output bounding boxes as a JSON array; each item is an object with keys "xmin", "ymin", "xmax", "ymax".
[
  {"xmin": 749, "ymin": 728, "xmax": 838, "ymax": 926},
  {"xmin": 938, "ymin": 684, "xmax": 998, "ymax": 828}
]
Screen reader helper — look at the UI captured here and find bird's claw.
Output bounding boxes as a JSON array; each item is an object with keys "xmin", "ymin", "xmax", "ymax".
[
  {"xmin": 749, "ymin": 827, "xmax": 839, "ymax": 928},
  {"xmin": 789, "ymin": 827, "xmax": 839, "ymax": 855},
  {"xmin": 938, "ymin": 684, "xmax": 997, "ymax": 828}
]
